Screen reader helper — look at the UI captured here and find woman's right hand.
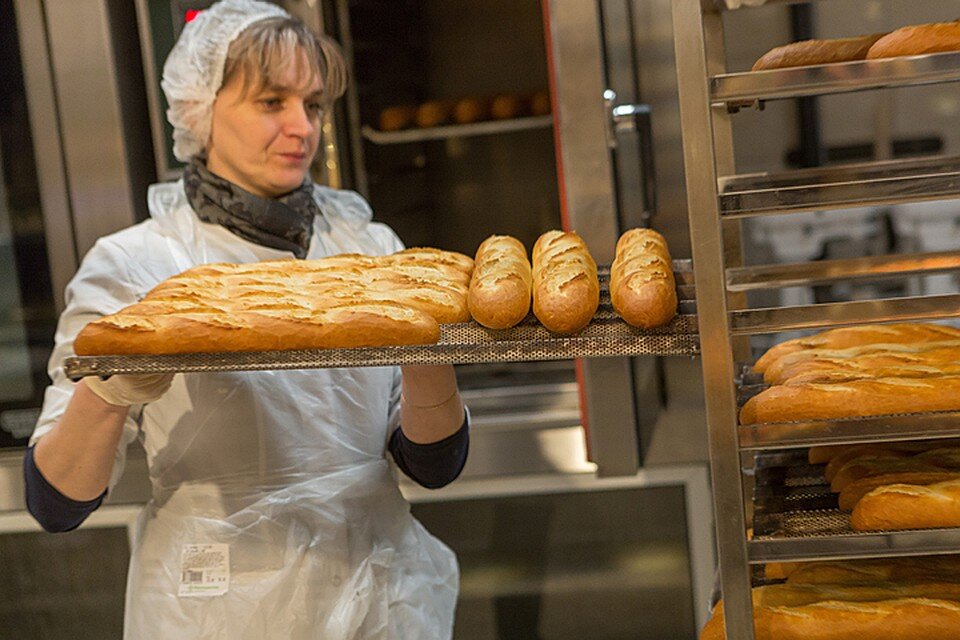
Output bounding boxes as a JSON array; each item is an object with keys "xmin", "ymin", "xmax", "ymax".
[{"xmin": 84, "ymin": 373, "xmax": 174, "ymax": 407}]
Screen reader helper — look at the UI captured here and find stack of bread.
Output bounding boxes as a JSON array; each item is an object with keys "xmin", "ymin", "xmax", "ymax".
[
  {"xmin": 378, "ymin": 89, "xmax": 551, "ymax": 131},
  {"xmin": 75, "ymin": 248, "xmax": 474, "ymax": 355},
  {"xmin": 703, "ymin": 555, "xmax": 960, "ymax": 639},
  {"xmin": 752, "ymin": 20, "xmax": 960, "ymax": 71}
]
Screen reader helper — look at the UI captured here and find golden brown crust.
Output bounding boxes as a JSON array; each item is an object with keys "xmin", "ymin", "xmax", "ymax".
[
  {"xmin": 752, "ymin": 33, "xmax": 887, "ymax": 71},
  {"xmin": 531, "ymin": 230, "xmax": 600, "ymax": 335},
  {"xmin": 739, "ymin": 376, "xmax": 960, "ymax": 424},
  {"xmin": 808, "ymin": 438, "xmax": 960, "ymax": 465},
  {"xmin": 452, "ymin": 97, "xmax": 490, "ymax": 124},
  {"xmin": 783, "ymin": 556, "xmax": 960, "ymax": 585},
  {"xmin": 840, "ymin": 471, "xmax": 960, "ymax": 511},
  {"xmin": 830, "ymin": 456, "xmax": 949, "ymax": 493},
  {"xmin": 609, "ymin": 228, "xmax": 677, "ymax": 329},
  {"xmin": 468, "ymin": 235, "xmax": 532, "ymax": 330},
  {"xmin": 752, "ymin": 324, "xmax": 960, "ymax": 374},
  {"xmin": 73, "ymin": 250, "xmax": 478, "ymax": 355},
  {"xmin": 852, "ymin": 479, "xmax": 960, "ymax": 531},
  {"xmin": 704, "ymin": 597, "xmax": 960, "ymax": 640},
  {"xmin": 766, "ymin": 343, "xmax": 960, "ymax": 385},
  {"xmin": 379, "ymin": 105, "xmax": 417, "ymax": 132},
  {"xmin": 867, "ymin": 22, "xmax": 960, "ymax": 59}
]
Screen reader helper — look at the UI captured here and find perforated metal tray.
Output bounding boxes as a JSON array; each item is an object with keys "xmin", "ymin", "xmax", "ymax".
[
  {"xmin": 63, "ymin": 264, "xmax": 698, "ymax": 379},
  {"xmin": 749, "ymin": 453, "xmax": 960, "ymax": 562}
]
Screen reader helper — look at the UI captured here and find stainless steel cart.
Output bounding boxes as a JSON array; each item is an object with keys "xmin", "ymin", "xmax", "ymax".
[{"xmin": 671, "ymin": 2, "xmax": 960, "ymax": 638}]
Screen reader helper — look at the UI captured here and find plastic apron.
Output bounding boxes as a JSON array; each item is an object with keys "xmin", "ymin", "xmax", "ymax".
[{"xmin": 35, "ymin": 181, "xmax": 459, "ymax": 639}]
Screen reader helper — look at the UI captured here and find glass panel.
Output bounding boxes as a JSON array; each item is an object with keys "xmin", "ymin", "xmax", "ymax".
[
  {"xmin": 412, "ymin": 486, "xmax": 697, "ymax": 640},
  {"xmin": 0, "ymin": 0, "xmax": 59, "ymax": 446},
  {"xmin": 0, "ymin": 528, "xmax": 129, "ymax": 637}
]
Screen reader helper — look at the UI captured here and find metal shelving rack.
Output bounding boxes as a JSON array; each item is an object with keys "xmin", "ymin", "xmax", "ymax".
[{"xmin": 671, "ymin": 2, "xmax": 960, "ymax": 639}]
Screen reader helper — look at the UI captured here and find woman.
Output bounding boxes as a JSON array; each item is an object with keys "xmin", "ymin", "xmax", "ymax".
[{"xmin": 23, "ymin": 1, "xmax": 467, "ymax": 637}]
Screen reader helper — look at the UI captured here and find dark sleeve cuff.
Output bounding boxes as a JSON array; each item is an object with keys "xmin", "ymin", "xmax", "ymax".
[
  {"xmin": 23, "ymin": 446, "xmax": 106, "ymax": 533},
  {"xmin": 388, "ymin": 414, "xmax": 470, "ymax": 489}
]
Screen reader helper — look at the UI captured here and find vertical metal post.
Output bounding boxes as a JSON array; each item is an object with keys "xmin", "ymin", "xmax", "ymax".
[{"xmin": 670, "ymin": 0, "xmax": 754, "ymax": 638}]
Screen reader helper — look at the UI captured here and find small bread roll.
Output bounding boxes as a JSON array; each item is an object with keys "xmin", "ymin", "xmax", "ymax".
[
  {"xmin": 379, "ymin": 105, "xmax": 417, "ymax": 132},
  {"xmin": 609, "ymin": 228, "xmax": 677, "ymax": 329},
  {"xmin": 415, "ymin": 100, "xmax": 454, "ymax": 128},
  {"xmin": 867, "ymin": 22, "xmax": 960, "ymax": 59},
  {"xmin": 752, "ymin": 33, "xmax": 887, "ymax": 71},
  {"xmin": 452, "ymin": 97, "xmax": 490, "ymax": 124},
  {"xmin": 490, "ymin": 93, "xmax": 524, "ymax": 119},
  {"xmin": 529, "ymin": 89, "xmax": 551, "ymax": 116},
  {"xmin": 468, "ymin": 235, "xmax": 532, "ymax": 329},
  {"xmin": 532, "ymin": 230, "xmax": 599, "ymax": 334}
]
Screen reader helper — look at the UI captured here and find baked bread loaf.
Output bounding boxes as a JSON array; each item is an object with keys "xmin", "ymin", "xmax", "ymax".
[
  {"xmin": 379, "ymin": 105, "xmax": 417, "ymax": 131},
  {"xmin": 752, "ymin": 33, "xmax": 887, "ymax": 71},
  {"xmin": 490, "ymin": 93, "xmax": 524, "ymax": 119},
  {"xmin": 764, "ymin": 342, "xmax": 960, "ymax": 385},
  {"xmin": 75, "ymin": 250, "xmax": 475, "ymax": 355},
  {"xmin": 532, "ymin": 230, "xmax": 600, "ymax": 334},
  {"xmin": 808, "ymin": 438, "xmax": 960, "ymax": 465},
  {"xmin": 840, "ymin": 471, "xmax": 960, "ymax": 511},
  {"xmin": 702, "ymin": 597, "xmax": 960, "ymax": 640},
  {"xmin": 852, "ymin": 479, "xmax": 960, "ymax": 531},
  {"xmin": 752, "ymin": 324, "xmax": 960, "ymax": 374},
  {"xmin": 830, "ymin": 456, "xmax": 950, "ymax": 493},
  {"xmin": 452, "ymin": 97, "xmax": 490, "ymax": 124},
  {"xmin": 824, "ymin": 445, "xmax": 913, "ymax": 483},
  {"xmin": 867, "ymin": 22, "xmax": 960, "ymax": 59},
  {"xmin": 528, "ymin": 89, "xmax": 551, "ymax": 116},
  {"xmin": 414, "ymin": 100, "xmax": 454, "ymax": 128},
  {"xmin": 609, "ymin": 228, "xmax": 677, "ymax": 329},
  {"xmin": 739, "ymin": 376, "xmax": 960, "ymax": 424},
  {"xmin": 468, "ymin": 235, "xmax": 532, "ymax": 329},
  {"xmin": 778, "ymin": 556, "xmax": 960, "ymax": 585}
]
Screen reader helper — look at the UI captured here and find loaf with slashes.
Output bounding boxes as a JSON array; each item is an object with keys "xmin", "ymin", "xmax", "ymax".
[
  {"xmin": 531, "ymin": 230, "xmax": 599, "ymax": 335},
  {"xmin": 467, "ymin": 235, "xmax": 532, "ymax": 330},
  {"xmin": 74, "ymin": 248, "xmax": 474, "ymax": 355},
  {"xmin": 609, "ymin": 228, "xmax": 677, "ymax": 329}
]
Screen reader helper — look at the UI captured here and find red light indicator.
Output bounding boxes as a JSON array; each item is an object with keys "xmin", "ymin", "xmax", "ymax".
[{"xmin": 185, "ymin": 9, "xmax": 202, "ymax": 23}]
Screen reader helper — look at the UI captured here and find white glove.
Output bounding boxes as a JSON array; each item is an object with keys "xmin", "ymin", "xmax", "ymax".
[{"xmin": 84, "ymin": 373, "xmax": 175, "ymax": 407}]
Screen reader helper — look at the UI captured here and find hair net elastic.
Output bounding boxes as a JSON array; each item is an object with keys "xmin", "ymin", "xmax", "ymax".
[{"xmin": 162, "ymin": 0, "xmax": 290, "ymax": 162}]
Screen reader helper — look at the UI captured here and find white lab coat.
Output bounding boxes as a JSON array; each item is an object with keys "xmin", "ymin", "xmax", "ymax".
[{"xmin": 32, "ymin": 180, "xmax": 459, "ymax": 639}]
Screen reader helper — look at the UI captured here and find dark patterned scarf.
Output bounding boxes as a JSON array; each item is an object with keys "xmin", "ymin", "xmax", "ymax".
[{"xmin": 183, "ymin": 157, "xmax": 326, "ymax": 258}]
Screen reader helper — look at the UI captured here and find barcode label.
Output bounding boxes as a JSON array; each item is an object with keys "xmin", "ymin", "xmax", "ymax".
[{"xmin": 179, "ymin": 544, "xmax": 229, "ymax": 597}]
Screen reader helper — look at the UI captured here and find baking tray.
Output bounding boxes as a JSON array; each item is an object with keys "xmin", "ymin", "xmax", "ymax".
[
  {"xmin": 63, "ymin": 264, "xmax": 699, "ymax": 379},
  {"xmin": 749, "ymin": 451, "xmax": 960, "ymax": 562}
]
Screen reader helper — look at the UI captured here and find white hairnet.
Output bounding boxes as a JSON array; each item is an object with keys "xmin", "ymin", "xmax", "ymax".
[{"xmin": 162, "ymin": 0, "xmax": 290, "ymax": 162}]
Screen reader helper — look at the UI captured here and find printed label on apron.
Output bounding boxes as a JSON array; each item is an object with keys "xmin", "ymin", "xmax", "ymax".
[{"xmin": 178, "ymin": 544, "xmax": 230, "ymax": 597}]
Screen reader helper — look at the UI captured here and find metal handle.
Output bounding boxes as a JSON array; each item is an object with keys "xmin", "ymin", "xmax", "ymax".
[{"xmin": 604, "ymin": 90, "xmax": 658, "ymax": 228}]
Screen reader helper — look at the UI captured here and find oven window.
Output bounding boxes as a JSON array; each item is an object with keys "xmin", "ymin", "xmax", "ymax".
[
  {"xmin": 412, "ymin": 486, "xmax": 697, "ymax": 639},
  {"xmin": 0, "ymin": 527, "xmax": 129, "ymax": 637},
  {"xmin": 0, "ymin": 0, "xmax": 58, "ymax": 447}
]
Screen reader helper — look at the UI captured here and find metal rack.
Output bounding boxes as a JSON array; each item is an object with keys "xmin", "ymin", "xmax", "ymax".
[
  {"xmin": 360, "ymin": 115, "xmax": 553, "ymax": 145},
  {"xmin": 670, "ymin": 2, "xmax": 960, "ymax": 638},
  {"xmin": 63, "ymin": 264, "xmax": 698, "ymax": 380}
]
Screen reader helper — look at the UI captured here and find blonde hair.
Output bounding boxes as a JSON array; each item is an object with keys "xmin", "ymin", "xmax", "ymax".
[{"xmin": 222, "ymin": 17, "xmax": 348, "ymax": 105}]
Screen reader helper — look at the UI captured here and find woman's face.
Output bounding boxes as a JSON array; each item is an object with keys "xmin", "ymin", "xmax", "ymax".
[{"xmin": 206, "ymin": 52, "xmax": 324, "ymax": 198}]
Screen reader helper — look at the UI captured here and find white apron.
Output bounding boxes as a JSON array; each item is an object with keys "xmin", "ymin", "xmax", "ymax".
[{"xmin": 33, "ymin": 181, "xmax": 459, "ymax": 639}]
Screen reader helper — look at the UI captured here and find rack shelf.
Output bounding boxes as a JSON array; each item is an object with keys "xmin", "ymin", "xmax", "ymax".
[
  {"xmin": 729, "ymin": 293, "xmax": 960, "ymax": 335},
  {"xmin": 711, "ymin": 51, "xmax": 960, "ymax": 106},
  {"xmin": 739, "ymin": 411, "xmax": 960, "ymax": 450},
  {"xmin": 726, "ymin": 250, "xmax": 960, "ymax": 292},
  {"xmin": 718, "ymin": 154, "xmax": 960, "ymax": 217},
  {"xmin": 361, "ymin": 115, "xmax": 553, "ymax": 145}
]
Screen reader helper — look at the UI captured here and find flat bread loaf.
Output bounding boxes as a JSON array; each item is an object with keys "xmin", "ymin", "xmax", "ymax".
[{"xmin": 75, "ymin": 250, "xmax": 474, "ymax": 355}]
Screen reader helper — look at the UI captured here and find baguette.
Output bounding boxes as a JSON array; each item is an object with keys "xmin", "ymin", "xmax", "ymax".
[
  {"xmin": 702, "ymin": 598, "xmax": 960, "ymax": 640},
  {"xmin": 752, "ymin": 33, "xmax": 887, "ymax": 71},
  {"xmin": 452, "ymin": 97, "xmax": 490, "ymax": 124},
  {"xmin": 831, "ymin": 457, "xmax": 948, "ymax": 493},
  {"xmin": 468, "ymin": 235, "xmax": 532, "ymax": 329},
  {"xmin": 531, "ymin": 230, "xmax": 600, "ymax": 334},
  {"xmin": 867, "ymin": 22, "xmax": 960, "ymax": 59},
  {"xmin": 767, "ymin": 343, "xmax": 960, "ymax": 385},
  {"xmin": 609, "ymin": 228, "xmax": 677, "ymax": 329},
  {"xmin": 490, "ymin": 93, "xmax": 524, "ymax": 119},
  {"xmin": 783, "ymin": 556, "xmax": 960, "ymax": 585},
  {"xmin": 752, "ymin": 324, "xmax": 960, "ymax": 374},
  {"xmin": 75, "ymin": 303, "xmax": 441, "ymax": 355},
  {"xmin": 809, "ymin": 438, "xmax": 960, "ymax": 465},
  {"xmin": 852, "ymin": 479, "xmax": 960, "ymax": 531},
  {"xmin": 824, "ymin": 445, "xmax": 912, "ymax": 483},
  {"xmin": 840, "ymin": 471, "xmax": 960, "ymax": 510},
  {"xmin": 414, "ymin": 100, "xmax": 454, "ymax": 128},
  {"xmin": 739, "ymin": 376, "xmax": 960, "ymax": 425}
]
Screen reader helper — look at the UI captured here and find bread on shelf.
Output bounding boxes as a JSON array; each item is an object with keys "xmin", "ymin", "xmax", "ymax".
[
  {"xmin": 531, "ymin": 230, "xmax": 600, "ymax": 335},
  {"xmin": 752, "ymin": 33, "xmax": 887, "ymax": 71},
  {"xmin": 867, "ymin": 21, "xmax": 960, "ymax": 59},
  {"xmin": 468, "ymin": 235, "xmax": 532, "ymax": 329},
  {"xmin": 851, "ymin": 478, "xmax": 960, "ymax": 531},
  {"xmin": 609, "ymin": 228, "xmax": 677, "ymax": 329}
]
